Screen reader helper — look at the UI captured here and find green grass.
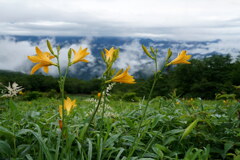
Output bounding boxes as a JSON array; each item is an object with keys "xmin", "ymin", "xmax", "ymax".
[{"xmin": 1, "ymin": 96, "xmax": 240, "ymax": 159}]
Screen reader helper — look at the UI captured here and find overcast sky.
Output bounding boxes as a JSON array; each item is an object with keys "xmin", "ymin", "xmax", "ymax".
[{"xmin": 0, "ymin": 0, "xmax": 240, "ymax": 40}]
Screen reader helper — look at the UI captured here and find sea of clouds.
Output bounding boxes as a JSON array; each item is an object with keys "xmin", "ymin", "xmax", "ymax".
[{"xmin": 0, "ymin": 36, "xmax": 239, "ymax": 79}]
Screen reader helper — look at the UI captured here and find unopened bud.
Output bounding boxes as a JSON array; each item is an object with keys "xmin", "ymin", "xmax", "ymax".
[
  {"xmin": 167, "ymin": 48, "xmax": 172, "ymax": 60},
  {"xmin": 47, "ymin": 40, "xmax": 54, "ymax": 54},
  {"xmin": 59, "ymin": 120, "xmax": 63, "ymax": 130},
  {"xmin": 68, "ymin": 49, "xmax": 72, "ymax": 59},
  {"xmin": 111, "ymin": 49, "xmax": 119, "ymax": 63},
  {"xmin": 150, "ymin": 47, "xmax": 155, "ymax": 54},
  {"xmin": 57, "ymin": 46, "xmax": 61, "ymax": 53},
  {"xmin": 97, "ymin": 92, "xmax": 101, "ymax": 99},
  {"xmin": 115, "ymin": 69, "xmax": 123, "ymax": 76},
  {"xmin": 142, "ymin": 45, "xmax": 154, "ymax": 59},
  {"xmin": 101, "ymin": 51, "xmax": 106, "ymax": 62}
]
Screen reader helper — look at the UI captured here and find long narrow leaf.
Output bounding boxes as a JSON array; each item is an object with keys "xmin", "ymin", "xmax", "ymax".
[
  {"xmin": 0, "ymin": 140, "xmax": 12, "ymax": 156},
  {"xmin": 87, "ymin": 138, "xmax": 93, "ymax": 160},
  {"xmin": 26, "ymin": 154, "xmax": 34, "ymax": 160},
  {"xmin": 17, "ymin": 129, "xmax": 52, "ymax": 160},
  {"xmin": 54, "ymin": 130, "xmax": 61, "ymax": 160},
  {"xmin": 115, "ymin": 148, "xmax": 124, "ymax": 160},
  {"xmin": 0, "ymin": 126, "xmax": 15, "ymax": 138},
  {"xmin": 104, "ymin": 133, "xmax": 121, "ymax": 148},
  {"xmin": 180, "ymin": 119, "xmax": 199, "ymax": 141}
]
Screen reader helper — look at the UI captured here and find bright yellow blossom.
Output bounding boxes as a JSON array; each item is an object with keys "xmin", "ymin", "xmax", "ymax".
[
  {"xmin": 167, "ymin": 50, "xmax": 191, "ymax": 66},
  {"xmin": 104, "ymin": 47, "xmax": 116, "ymax": 62},
  {"xmin": 28, "ymin": 47, "xmax": 56, "ymax": 74},
  {"xmin": 59, "ymin": 97, "xmax": 77, "ymax": 118},
  {"xmin": 108, "ymin": 66, "xmax": 136, "ymax": 84},
  {"xmin": 71, "ymin": 47, "xmax": 90, "ymax": 64}
]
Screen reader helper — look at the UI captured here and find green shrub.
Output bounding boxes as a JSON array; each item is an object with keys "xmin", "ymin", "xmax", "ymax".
[
  {"xmin": 122, "ymin": 92, "xmax": 139, "ymax": 102},
  {"xmin": 23, "ymin": 91, "xmax": 43, "ymax": 101},
  {"xmin": 45, "ymin": 89, "xmax": 60, "ymax": 98}
]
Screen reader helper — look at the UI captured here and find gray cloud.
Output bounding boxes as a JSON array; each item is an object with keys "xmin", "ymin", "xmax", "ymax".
[{"xmin": 0, "ymin": 0, "xmax": 240, "ymax": 40}]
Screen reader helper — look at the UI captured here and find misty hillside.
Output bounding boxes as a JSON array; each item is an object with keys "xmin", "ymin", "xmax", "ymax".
[{"xmin": 0, "ymin": 36, "xmax": 239, "ymax": 79}]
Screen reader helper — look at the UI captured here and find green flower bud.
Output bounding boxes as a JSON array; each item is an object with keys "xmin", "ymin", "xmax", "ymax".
[
  {"xmin": 167, "ymin": 48, "xmax": 172, "ymax": 60},
  {"xmin": 57, "ymin": 46, "xmax": 61, "ymax": 54},
  {"xmin": 101, "ymin": 51, "xmax": 106, "ymax": 62},
  {"xmin": 142, "ymin": 45, "xmax": 154, "ymax": 59},
  {"xmin": 150, "ymin": 47, "xmax": 155, "ymax": 54},
  {"xmin": 47, "ymin": 40, "xmax": 54, "ymax": 55},
  {"xmin": 112, "ymin": 49, "xmax": 119, "ymax": 62},
  {"xmin": 115, "ymin": 69, "xmax": 123, "ymax": 76},
  {"xmin": 68, "ymin": 48, "xmax": 72, "ymax": 59}
]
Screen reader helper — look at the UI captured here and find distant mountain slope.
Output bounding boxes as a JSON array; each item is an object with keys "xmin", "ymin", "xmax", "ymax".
[{"xmin": 0, "ymin": 36, "xmax": 237, "ymax": 79}]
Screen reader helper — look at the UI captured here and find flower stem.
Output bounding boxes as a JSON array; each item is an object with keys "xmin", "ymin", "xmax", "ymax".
[
  {"xmin": 141, "ymin": 128, "xmax": 162, "ymax": 157},
  {"xmin": 85, "ymin": 89, "xmax": 104, "ymax": 134},
  {"xmin": 127, "ymin": 57, "xmax": 166, "ymax": 159},
  {"xmin": 127, "ymin": 74, "xmax": 158, "ymax": 159},
  {"xmin": 100, "ymin": 87, "xmax": 107, "ymax": 137},
  {"xmin": 56, "ymin": 50, "xmax": 71, "ymax": 135}
]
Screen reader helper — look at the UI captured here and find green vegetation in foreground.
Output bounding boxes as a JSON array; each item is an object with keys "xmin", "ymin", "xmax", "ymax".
[{"xmin": 1, "ymin": 96, "xmax": 240, "ymax": 159}]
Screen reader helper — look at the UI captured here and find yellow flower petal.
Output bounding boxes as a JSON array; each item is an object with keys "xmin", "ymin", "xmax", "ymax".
[
  {"xmin": 63, "ymin": 97, "xmax": 77, "ymax": 115},
  {"xmin": 104, "ymin": 47, "xmax": 116, "ymax": 62},
  {"xmin": 43, "ymin": 66, "xmax": 49, "ymax": 73},
  {"xmin": 110, "ymin": 66, "xmax": 136, "ymax": 84},
  {"xmin": 30, "ymin": 63, "xmax": 44, "ymax": 75},
  {"xmin": 167, "ymin": 50, "xmax": 191, "ymax": 66},
  {"xmin": 71, "ymin": 48, "xmax": 90, "ymax": 64},
  {"xmin": 28, "ymin": 56, "xmax": 42, "ymax": 63}
]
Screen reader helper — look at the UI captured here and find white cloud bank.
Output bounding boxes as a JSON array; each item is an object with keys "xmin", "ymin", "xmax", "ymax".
[{"xmin": 0, "ymin": 36, "xmax": 239, "ymax": 78}]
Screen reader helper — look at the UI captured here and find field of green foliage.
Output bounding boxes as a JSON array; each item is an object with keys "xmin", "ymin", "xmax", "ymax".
[{"xmin": 1, "ymin": 95, "xmax": 240, "ymax": 160}]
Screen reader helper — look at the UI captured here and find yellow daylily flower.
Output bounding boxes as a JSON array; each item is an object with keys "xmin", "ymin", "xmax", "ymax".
[
  {"xmin": 64, "ymin": 97, "xmax": 77, "ymax": 115},
  {"xmin": 167, "ymin": 50, "xmax": 191, "ymax": 66},
  {"xmin": 71, "ymin": 47, "xmax": 90, "ymax": 64},
  {"xmin": 108, "ymin": 66, "xmax": 136, "ymax": 84},
  {"xmin": 59, "ymin": 97, "xmax": 77, "ymax": 118},
  {"xmin": 28, "ymin": 47, "xmax": 56, "ymax": 74},
  {"xmin": 104, "ymin": 47, "xmax": 116, "ymax": 62}
]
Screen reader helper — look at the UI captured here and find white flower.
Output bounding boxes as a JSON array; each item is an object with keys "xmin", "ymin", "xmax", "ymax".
[{"xmin": 1, "ymin": 82, "xmax": 24, "ymax": 98}]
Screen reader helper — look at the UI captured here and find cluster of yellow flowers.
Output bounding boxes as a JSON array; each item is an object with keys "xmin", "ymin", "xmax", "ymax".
[
  {"xmin": 28, "ymin": 46, "xmax": 90, "ymax": 74},
  {"xmin": 27, "ymin": 42, "xmax": 191, "ymax": 119}
]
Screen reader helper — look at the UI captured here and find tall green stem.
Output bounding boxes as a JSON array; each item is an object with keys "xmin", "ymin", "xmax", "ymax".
[
  {"xmin": 141, "ymin": 128, "xmax": 162, "ymax": 157},
  {"xmin": 56, "ymin": 50, "xmax": 71, "ymax": 134},
  {"xmin": 127, "ymin": 75, "xmax": 158, "ymax": 158},
  {"xmin": 84, "ymin": 65, "xmax": 110, "ymax": 138},
  {"xmin": 85, "ymin": 90, "xmax": 104, "ymax": 134},
  {"xmin": 100, "ymin": 88, "xmax": 107, "ymax": 136},
  {"xmin": 56, "ymin": 53, "xmax": 65, "ymax": 130},
  {"xmin": 128, "ymin": 57, "xmax": 167, "ymax": 159}
]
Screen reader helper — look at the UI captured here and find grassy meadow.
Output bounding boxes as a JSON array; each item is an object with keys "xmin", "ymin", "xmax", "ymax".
[{"xmin": 1, "ymin": 95, "xmax": 240, "ymax": 159}]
